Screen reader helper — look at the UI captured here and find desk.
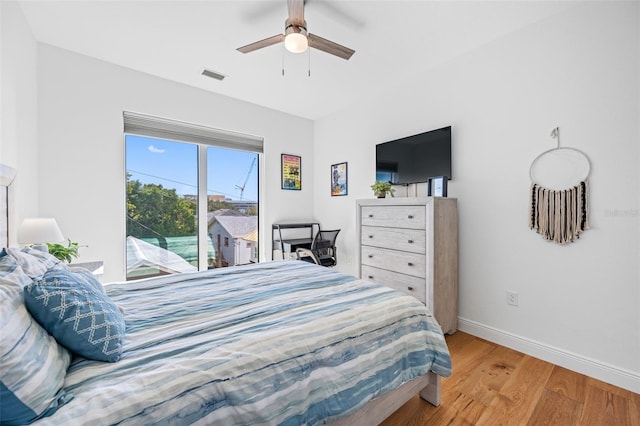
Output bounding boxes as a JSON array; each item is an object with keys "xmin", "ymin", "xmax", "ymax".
[{"xmin": 272, "ymin": 222, "xmax": 320, "ymax": 260}]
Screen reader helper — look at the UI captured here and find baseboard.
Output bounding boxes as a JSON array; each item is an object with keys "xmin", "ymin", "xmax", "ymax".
[{"xmin": 457, "ymin": 317, "xmax": 640, "ymax": 394}]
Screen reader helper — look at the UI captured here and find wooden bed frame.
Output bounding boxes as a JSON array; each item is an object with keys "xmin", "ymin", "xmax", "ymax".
[{"xmin": 332, "ymin": 371, "xmax": 441, "ymax": 425}]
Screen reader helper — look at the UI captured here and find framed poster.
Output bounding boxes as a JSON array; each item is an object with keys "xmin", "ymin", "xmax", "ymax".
[
  {"xmin": 281, "ymin": 154, "xmax": 301, "ymax": 190},
  {"xmin": 331, "ymin": 162, "xmax": 348, "ymax": 196}
]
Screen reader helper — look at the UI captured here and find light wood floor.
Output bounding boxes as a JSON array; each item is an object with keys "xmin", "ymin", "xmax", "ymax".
[{"xmin": 381, "ymin": 331, "xmax": 640, "ymax": 425}]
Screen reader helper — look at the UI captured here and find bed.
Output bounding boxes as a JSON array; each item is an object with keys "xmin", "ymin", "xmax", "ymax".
[{"xmin": 1, "ymin": 247, "xmax": 451, "ymax": 425}]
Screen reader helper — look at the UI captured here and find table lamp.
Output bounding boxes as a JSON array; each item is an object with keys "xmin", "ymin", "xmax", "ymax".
[{"xmin": 17, "ymin": 218, "xmax": 65, "ymax": 252}]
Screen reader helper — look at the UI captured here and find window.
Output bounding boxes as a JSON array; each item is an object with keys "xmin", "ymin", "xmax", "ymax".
[{"xmin": 124, "ymin": 112, "xmax": 261, "ymax": 280}]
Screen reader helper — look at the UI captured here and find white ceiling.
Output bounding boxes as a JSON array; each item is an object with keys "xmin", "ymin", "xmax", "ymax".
[{"xmin": 18, "ymin": 0, "xmax": 574, "ymax": 120}]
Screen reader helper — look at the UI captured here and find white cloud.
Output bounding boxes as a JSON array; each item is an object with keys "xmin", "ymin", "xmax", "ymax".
[{"xmin": 148, "ymin": 145, "xmax": 166, "ymax": 154}]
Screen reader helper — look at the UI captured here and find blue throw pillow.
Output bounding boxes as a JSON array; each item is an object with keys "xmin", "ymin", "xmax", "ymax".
[{"xmin": 24, "ymin": 268, "xmax": 126, "ymax": 362}]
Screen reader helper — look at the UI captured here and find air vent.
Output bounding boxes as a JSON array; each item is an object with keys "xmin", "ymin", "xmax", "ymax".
[{"xmin": 201, "ymin": 69, "xmax": 226, "ymax": 81}]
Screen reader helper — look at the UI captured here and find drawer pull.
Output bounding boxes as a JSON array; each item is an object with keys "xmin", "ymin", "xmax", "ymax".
[
  {"xmin": 368, "ymin": 214, "xmax": 373, "ymax": 218},
  {"xmin": 369, "ymin": 235, "xmax": 373, "ymax": 239},
  {"xmin": 408, "ymin": 239, "xmax": 414, "ymax": 244},
  {"xmin": 368, "ymin": 275, "xmax": 374, "ymax": 279},
  {"xmin": 368, "ymin": 254, "xmax": 373, "ymax": 258},
  {"xmin": 408, "ymin": 262, "xmax": 414, "ymax": 266},
  {"xmin": 407, "ymin": 286, "xmax": 414, "ymax": 291},
  {"xmin": 408, "ymin": 215, "xmax": 414, "ymax": 219}
]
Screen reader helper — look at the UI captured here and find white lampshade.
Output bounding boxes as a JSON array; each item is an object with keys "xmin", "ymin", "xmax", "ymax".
[
  {"xmin": 284, "ymin": 32, "xmax": 308, "ymax": 53},
  {"xmin": 18, "ymin": 218, "xmax": 65, "ymax": 245}
]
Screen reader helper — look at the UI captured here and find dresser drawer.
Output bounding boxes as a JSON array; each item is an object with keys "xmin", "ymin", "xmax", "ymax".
[
  {"xmin": 361, "ymin": 246, "xmax": 426, "ymax": 278},
  {"xmin": 361, "ymin": 205, "xmax": 426, "ymax": 229},
  {"xmin": 361, "ymin": 226, "xmax": 426, "ymax": 254},
  {"xmin": 361, "ymin": 265, "xmax": 427, "ymax": 305}
]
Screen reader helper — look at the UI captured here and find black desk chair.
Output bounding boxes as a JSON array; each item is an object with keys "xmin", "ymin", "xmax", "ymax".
[{"xmin": 296, "ymin": 229, "xmax": 340, "ymax": 267}]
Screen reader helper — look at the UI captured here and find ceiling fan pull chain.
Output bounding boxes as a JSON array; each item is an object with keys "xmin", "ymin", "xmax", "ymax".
[
  {"xmin": 282, "ymin": 47, "xmax": 285, "ymax": 76},
  {"xmin": 308, "ymin": 48, "xmax": 311, "ymax": 77}
]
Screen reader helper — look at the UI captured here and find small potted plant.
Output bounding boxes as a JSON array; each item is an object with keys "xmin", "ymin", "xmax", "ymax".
[
  {"xmin": 47, "ymin": 239, "xmax": 84, "ymax": 263},
  {"xmin": 370, "ymin": 181, "xmax": 395, "ymax": 198}
]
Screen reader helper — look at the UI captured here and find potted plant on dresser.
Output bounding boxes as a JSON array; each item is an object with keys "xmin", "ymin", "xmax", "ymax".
[{"xmin": 370, "ymin": 181, "xmax": 395, "ymax": 198}]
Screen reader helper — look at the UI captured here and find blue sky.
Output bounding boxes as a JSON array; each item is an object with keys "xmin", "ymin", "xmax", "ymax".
[{"xmin": 125, "ymin": 135, "xmax": 258, "ymax": 202}]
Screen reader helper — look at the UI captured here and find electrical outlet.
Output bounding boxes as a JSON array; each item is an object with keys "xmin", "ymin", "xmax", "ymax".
[{"xmin": 507, "ymin": 291, "xmax": 519, "ymax": 306}]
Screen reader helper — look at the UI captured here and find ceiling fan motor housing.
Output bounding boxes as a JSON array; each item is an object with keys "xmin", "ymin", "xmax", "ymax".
[
  {"xmin": 284, "ymin": 18, "xmax": 308, "ymax": 53},
  {"xmin": 285, "ymin": 18, "xmax": 307, "ymax": 36}
]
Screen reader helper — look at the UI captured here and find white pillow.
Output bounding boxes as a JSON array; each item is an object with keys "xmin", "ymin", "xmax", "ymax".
[
  {"xmin": 5, "ymin": 247, "xmax": 66, "ymax": 279},
  {"xmin": 0, "ymin": 253, "xmax": 72, "ymax": 425}
]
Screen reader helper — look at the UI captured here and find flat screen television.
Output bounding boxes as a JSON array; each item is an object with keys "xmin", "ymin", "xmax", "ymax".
[{"xmin": 376, "ymin": 126, "xmax": 451, "ymax": 185}]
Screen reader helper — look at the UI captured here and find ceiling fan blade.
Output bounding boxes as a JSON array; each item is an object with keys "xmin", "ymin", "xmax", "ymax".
[
  {"xmin": 308, "ymin": 33, "xmax": 355, "ymax": 60},
  {"xmin": 237, "ymin": 34, "xmax": 285, "ymax": 54},
  {"xmin": 287, "ymin": 0, "xmax": 305, "ymax": 26}
]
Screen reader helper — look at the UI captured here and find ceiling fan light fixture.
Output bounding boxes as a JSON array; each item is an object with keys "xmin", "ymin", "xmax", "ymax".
[
  {"xmin": 284, "ymin": 23, "xmax": 308, "ymax": 53},
  {"xmin": 285, "ymin": 33, "xmax": 308, "ymax": 53}
]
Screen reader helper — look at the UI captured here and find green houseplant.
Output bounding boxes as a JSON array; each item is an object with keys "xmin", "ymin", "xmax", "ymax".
[
  {"xmin": 370, "ymin": 181, "xmax": 395, "ymax": 198},
  {"xmin": 47, "ymin": 239, "xmax": 84, "ymax": 263}
]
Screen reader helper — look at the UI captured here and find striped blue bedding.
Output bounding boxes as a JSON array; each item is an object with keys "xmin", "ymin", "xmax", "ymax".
[{"xmin": 34, "ymin": 260, "xmax": 451, "ymax": 425}]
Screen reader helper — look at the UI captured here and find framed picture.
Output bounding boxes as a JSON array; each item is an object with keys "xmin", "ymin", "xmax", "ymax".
[
  {"xmin": 281, "ymin": 154, "xmax": 301, "ymax": 190},
  {"xmin": 428, "ymin": 176, "xmax": 448, "ymax": 197},
  {"xmin": 331, "ymin": 162, "xmax": 348, "ymax": 196}
]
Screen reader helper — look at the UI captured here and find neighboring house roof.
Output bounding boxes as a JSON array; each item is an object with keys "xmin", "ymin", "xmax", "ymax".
[
  {"xmin": 207, "ymin": 209, "xmax": 244, "ymax": 226},
  {"xmin": 126, "ymin": 236, "xmax": 197, "ymax": 274},
  {"xmin": 241, "ymin": 229, "xmax": 258, "ymax": 242},
  {"xmin": 214, "ymin": 216, "xmax": 257, "ymax": 239}
]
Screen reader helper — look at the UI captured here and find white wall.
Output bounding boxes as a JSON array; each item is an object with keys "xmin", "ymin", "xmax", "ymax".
[
  {"xmin": 1, "ymin": 2, "xmax": 39, "ymax": 241},
  {"xmin": 34, "ymin": 45, "xmax": 314, "ymax": 283},
  {"xmin": 313, "ymin": 2, "xmax": 640, "ymax": 392}
]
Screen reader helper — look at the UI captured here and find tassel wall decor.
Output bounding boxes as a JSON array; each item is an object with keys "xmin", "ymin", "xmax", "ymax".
[
  {"xmin": 528, "ymin": 127, "xmax": 591, "ymax": 244},
  {"xmin": 529, "ymin": 181, "xmax": 588, "ymax": 244}
]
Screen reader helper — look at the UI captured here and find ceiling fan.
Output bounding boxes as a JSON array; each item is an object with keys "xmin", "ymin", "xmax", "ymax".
[{"xmin": 236, "ymin": 0, "xmax": 355, "ymax": 60}]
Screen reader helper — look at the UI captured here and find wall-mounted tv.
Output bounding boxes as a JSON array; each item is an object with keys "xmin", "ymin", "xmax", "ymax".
[{"xmin": 376, "ymin": 126, "xmax": 451, "ymax": 185}]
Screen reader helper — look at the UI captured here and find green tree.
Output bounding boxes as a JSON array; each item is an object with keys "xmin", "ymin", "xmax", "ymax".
[
  {"xmin": 208, "ymin": 199, "xmax": 233, "ymax": 211},
  {"xmin": 127, "ymin": 174, "xmax": 196, "ymax": 238}
]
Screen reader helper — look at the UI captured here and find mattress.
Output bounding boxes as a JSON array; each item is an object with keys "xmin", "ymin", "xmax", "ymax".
[{"xmin": 34, "ymin": 260, "xmax": 451, "ymax": 425}]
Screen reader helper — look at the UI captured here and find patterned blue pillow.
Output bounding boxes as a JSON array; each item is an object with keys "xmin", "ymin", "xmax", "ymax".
[
  {"xmin": 1, "ymin": 255, "xmax": 72, "ymax": 425},
  {"xmin": 24, "ymin": 268, "xmax": 126, "ymax": 362}
]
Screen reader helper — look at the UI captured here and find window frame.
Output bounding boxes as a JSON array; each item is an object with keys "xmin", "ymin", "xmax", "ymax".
[{"xmin": 124, "ymin": 111, "xmax": 262, "ymax": 276}]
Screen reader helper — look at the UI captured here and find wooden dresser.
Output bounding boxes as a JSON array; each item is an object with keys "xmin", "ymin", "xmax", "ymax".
[{"xmin": 356, "ymin": 197, "xmax": 458, "ymax": 334}]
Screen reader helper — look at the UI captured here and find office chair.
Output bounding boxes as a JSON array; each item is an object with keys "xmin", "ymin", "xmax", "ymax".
[{"xmin": 296, "ymin": 229, "xmax": 340, "ymax": 267}]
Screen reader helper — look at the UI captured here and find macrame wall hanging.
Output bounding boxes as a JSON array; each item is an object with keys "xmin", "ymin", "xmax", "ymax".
[{"xmin": 528, "ymin": 127, "xmax": 591, "ymax": 244}]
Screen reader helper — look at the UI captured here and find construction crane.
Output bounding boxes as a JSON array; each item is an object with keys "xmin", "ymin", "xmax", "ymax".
[{"xmin": 235, "ymin": 157, "xmax": 257, "ymax": 200}]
